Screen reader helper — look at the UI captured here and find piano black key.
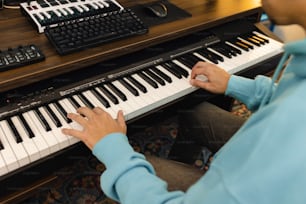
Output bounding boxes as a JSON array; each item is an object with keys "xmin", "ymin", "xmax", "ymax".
[
  {"xmin": 249, "ymin": 37, "xmax": 261, "ymax": 46},
  {"xmin": 138, "ymin": 72, "xmax": 159, "ymax": 89},
  {"xmin": 34, "ymin": 108, "xmax": 52, "ymax": 132},
  {"xmin": 6, "ymin": 118, "xmax": 23, "ymax": 143},
  {"xmin": 144, "ymin": 69, "xmax": 166, "ymax": 86},
  {"xmin": 206, "ymin": 48, "xmax": 224, "ymax": 62},
  {"xmin": 170, "ymin": 61, "xmax": 189, "ymax": 77},
  {"xmin": 237, "ymin": 38, "xmax": 254, "ymax": 49},
  {"xmin": 91, "ymin": 89, "xmax": 111, "ymax": 108},
  {"xmin": 253, "ymin": 33, "xmax": 269, "ymax": 43},
  {"xmin": 0, "ymin": 140, "xmax": 3, "ymax": 150},
  {"xmin": 249, "ymin": 34, "xmax": 267, "ymax": 45},
  {"xmin": 98, "ymin": 85, "xmax": 119, "ymax": 104},
  {"xmin": 18, "ymin": 114, "xmax": 35, "ymax": 138},
  {"xmin": 78, "ymin": 93, "xmax": 95, "ymax": 108},
  {"xmin": 118, "ymin": 78, "xmax": 139, "ymax": 96},
  {"xmin": 106, "ymin": 82, "xmax": 127, "ymax": 101},
  {"xmin": 161, "ymin": 62, "xmax": 182, "ymax": 79},
  {"xmin": 196, "ymin": 48, "xmax": 219, "ymax": 64},
  {"xmin": 54, "ymin": 101, "xmax": 72, "ymax": 123},
  {"xmin": 210, "ymin": 44, "xmax": 233, "ymax": 58},
  {"xmin": 246, "ymin": 33, "xmax": 265, "ymax": 45},
  {"xmin": 68, "ymin": 96, "xmax": 81, "ymax": 109},
  {"xmin": 240, "ymin": 35, "xmax": 261, "ymax": 47},
  {"xmin": 45, "ymin": 105, "xmax": 62, "ymax": 128},
  {"xmin": 220, "ymin": 42, "xmax": 238, "ymax": 56},
  {"xmin": 231, "ymin": 40, "xmax": 249, "ymax": 51},
  {"xmin": 151, "ymin": 67, "xmax": 172, "ymax": 83},
  {"xmin": 126, "ymin": 75, "xmax": 147, "ymax": 93},
  {"xmin": 164, "ymin": 61, "xmax": 189, "ymax": 78},
  {"xmin": 177, "ymin": 54, "xmax": 199, "ymax": 69},
  {"xmin": 224, "ymin": 41, "xmax": 242, "ymax": 55}
]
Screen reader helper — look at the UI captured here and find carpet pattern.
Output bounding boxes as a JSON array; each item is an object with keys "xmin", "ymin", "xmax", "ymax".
[{"xmin": 20, "ymin": 101, "xmax": 250, "ymax": 204}]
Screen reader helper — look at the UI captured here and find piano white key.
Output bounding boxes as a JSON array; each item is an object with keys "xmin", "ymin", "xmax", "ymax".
[
  {"xmin": 112, "ymin": 80, "xmax": 142, "ymax": 117},
  {"xmin": 76, "ymin": 5, "xmax": 84, "ymax": 13},
  {"xmin": 123, "ymin": 76, "xmax": 154, "ymax": 106},
  {"xmin": 83, "ymin": 90, "xmax": 116, "ymax": 118},
  {"xmin": 171, "ymin": 60, "xmax": 192, "ymax": 76},
  {"xmin": 72, "ymin": 94, "xmax": 86, "ymax": 107},
  {"xmin": 131, "ymin": 73, "xmax": 175, "ymax": 110},
  {"xmin": 105, "ymin": 82, "xmax": 135, "ymax": 117},
  {"xmin": 252, "ymin": 31, "xmax": 264, "ymax": 38},
  {"xmin": 131, "ymin": 74, "xmax": 161, "ymax": 103},
  {"xmin": 156, "ymin": 64, "xmax": 198, "ymax": 99},
  {"xmin": 53, "ymin": 9, "xmax": 62, "ymax": 17},
  {"xmin": 0, "ymin": 151, "xmax": 8, "ymax": 176},
  {"xmin": 224, "ymin": 38, "xmax": 283, "ymax": 74},
  {"xmin": 98, "ymin": 85, "xmax": 124, "ymax": 117},
  {"xmin": 137, "ymin": 70, "xmax": 180, "ymax": 104},
  {"xmin": 171, "ymin": 61, "xmax": 195, "ymax": 80},
  {"xmin": 97, "ymin": 1, "xmax": 105, "ymax": 8},
  {"xmin": 59, "ymin": 98, "xmax": 84, "ymax": 132},
  {"xmin": 38, "ymin": 107, "xmax": 71, "ymax": 149},
  {"xmin": 61, "ymin": 8, "xmax": 68, "ymax": 16},
  {"xmin": 156, "ymin": 65, "xmax": 191, "ymax": 91},
  {"xmin": 83, "ymin": 90, "xmax": 104, "ymax": 108},
  {"xmin": 11, "ymin": 116, "xmax": 40, "ymax": 162},
  {"xmin": 0, "ymin": 120, "xmax": 30, "ymax": 167},
  {"xmin": 36, "ymin": 12, "xmax": 45, "ymax": 21},
  {"xmin": 0, "ymin": 123, "xmax": 19, "ymax": 172},
  {"xmin": 206, "ymin": 47, "xmax": 238, "ymax": 68},
  {"xmin": 100, "ymin": 0, "xmax": 109, "ymax": 7},
  {"xmin": 80, "ymin": 4, "xmax": 90, "ymax": 12},
  {"xmin": 66, "ymin": 7, "xmax": 74, "ymax": 15},
  {"xmin": 193, "ymin": 52, "xmax": 215, "ymax": 64},
  {"xmin": 27, "ymin": 110, "xmax": 60, "ymax": 153},
  {"xmin": 43, "ymin": 11, "xmax": 52, "ymax": 19},
  {"xmin": 173, "ymin": 60, "xmax": 207, "ymax": 82},
  {"xmin": 112, "ymin": 80, "xmax": 149, "ymax": 120},
  {"xmin": 22, "ymin": 112, "xmax": 50, "ymax": 157},
  {"xmin": 121, "ymin": 76, "xmax": 153, "ymax": 106},
  {"xmin": 48, "ymin": 103, "xmax": 79, "ymax": 145},
  {"xmin": 90, "ymin": 2, "xmax": 99, "ymax": 9},
  {"xmin": 94, "ymin": 87, "xmax": 122, "ymax": 118}
]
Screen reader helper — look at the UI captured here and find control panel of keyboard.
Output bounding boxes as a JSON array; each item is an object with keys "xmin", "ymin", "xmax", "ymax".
[{"xmin": 0, "ymin": 45, "xmax": 45, "ymax": 72}]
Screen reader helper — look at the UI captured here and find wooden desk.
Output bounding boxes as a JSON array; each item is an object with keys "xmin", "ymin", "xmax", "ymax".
[{"xmin": 0, "ymin": 0, "xmax": 262, "ymax": 92}]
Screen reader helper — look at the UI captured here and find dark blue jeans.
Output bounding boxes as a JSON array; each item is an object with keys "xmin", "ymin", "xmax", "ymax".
[
  {"xmin": 178, "ymin": 101, "xmax": 245, "ymax": 153},
  {"xmin": 149, "ymin": 101, "xmax": 246, "ymax": 191}
]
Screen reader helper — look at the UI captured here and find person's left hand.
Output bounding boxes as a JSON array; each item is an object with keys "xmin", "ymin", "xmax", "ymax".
[{"xmin": 62, "ymin": 107, "xmax": 127, "ymax": 150}]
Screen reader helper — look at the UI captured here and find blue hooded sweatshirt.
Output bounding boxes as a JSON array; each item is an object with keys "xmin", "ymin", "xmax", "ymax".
[{"xmin": 93, "ymin": 38, "xmax": 306, "ymax": 204}]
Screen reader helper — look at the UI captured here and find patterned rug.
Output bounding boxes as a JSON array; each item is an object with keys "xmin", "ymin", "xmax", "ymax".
[{"xmin": 20, "ymin": 101, "xmax": 250, "ymax": 204}]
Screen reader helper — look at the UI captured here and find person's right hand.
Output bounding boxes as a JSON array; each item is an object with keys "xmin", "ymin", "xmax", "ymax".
[{"xmin": 190, "ymin": 61, "xmax": 231, "ymax": 94}]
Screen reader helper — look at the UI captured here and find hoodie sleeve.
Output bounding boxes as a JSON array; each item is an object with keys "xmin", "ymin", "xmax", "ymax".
[
  {"xmin": 92, "ymin": 133, "xmax": 238, "ymax": 204},
  {"xmin": 225, "ymin": 75, "xmax": 276, "ymax": 111},
  {"xmin": 92, "ymin": 133, "xmax": 185, "ymax": 204}
]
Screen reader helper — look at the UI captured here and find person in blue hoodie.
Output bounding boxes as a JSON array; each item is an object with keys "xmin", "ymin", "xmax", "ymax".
[{"xmin": 62, "ymin": 0, "xmax": 306, "ymax": 203}]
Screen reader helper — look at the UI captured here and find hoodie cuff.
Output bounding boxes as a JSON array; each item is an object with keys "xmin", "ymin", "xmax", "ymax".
[
  {"xmin": 92, "ymin": 133, "xmax": 135, "ymax": 168},
  {"xmin": 225, "ymin": 75, "xmax": 255, "ymax": 100}
]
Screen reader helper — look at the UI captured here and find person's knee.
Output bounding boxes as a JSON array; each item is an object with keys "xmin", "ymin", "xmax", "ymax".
[{"xmin": 146, "ymin": 155, "xmax": 205, "ymax": 191}]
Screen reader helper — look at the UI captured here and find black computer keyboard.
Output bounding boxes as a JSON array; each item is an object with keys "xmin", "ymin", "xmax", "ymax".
[{"xmin": 44, "ymin": 9, "xmax": 149, "ymax": 55}]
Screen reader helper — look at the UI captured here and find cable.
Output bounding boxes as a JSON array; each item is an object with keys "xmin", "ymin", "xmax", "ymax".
[
  {"xmin": 3, "ymin": 4, "xmax": 20, "ymax": 9},
  {"xmin": 3, "ymin": 0, "xmax": 22, "ymax": 9}
]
